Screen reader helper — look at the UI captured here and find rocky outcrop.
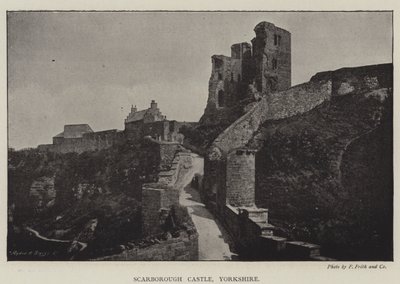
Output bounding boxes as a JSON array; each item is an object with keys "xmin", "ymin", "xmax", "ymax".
[{"xmin": 29, "ymin": 177, "xmax": 56, "ymax": 213}]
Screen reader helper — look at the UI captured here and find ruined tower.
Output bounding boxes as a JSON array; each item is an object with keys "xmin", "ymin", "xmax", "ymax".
[
  {"xmin": 200, "ymin": 21, "xmax": 291, "ymax": 126},
  {"xmin": 252, "ymin": 21, "xmax": 291, "ymax": 94}
]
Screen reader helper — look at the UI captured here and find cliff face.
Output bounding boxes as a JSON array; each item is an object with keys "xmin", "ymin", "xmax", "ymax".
[{"xmin": 247, "ymin": 64, "xmax": 392, "ymax": 260}]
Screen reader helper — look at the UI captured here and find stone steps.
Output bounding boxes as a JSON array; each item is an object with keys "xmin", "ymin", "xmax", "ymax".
[
  {"xmin": 257, "ymin": 222, "xmax": 275, "ymax": 236},
  {"xmin": 249, "ymin": 210, "xmax": 332, "ymax": 260},
  {"xmin": 247, "ymin": 209, "xmax": 268, "ymax": 220},
  {"xmin": 285, "ymin": 241, "xmax": 321, "ymax": 259},
  {"xmin": 260, "ymin": 235, "xmax": 287, "ymax": 252},
  {"xmin": 226, "ymin": 205, "xmax": 334, "ymax": 260}
]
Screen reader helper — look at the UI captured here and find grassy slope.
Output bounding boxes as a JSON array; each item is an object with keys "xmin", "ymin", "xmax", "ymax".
[{"xmin": 248, "ymin": 91, "xmax": 392, "ymax": 260}]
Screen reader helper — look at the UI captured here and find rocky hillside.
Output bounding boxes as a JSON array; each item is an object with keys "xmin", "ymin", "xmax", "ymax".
[
  {"xmin": 195, "ymin": 63, "xmax": 392, "ymax": 260},
  {"xmin": 247, "ymin": 67, "xmax": 392, "ymax": 260},
  {"xmin": 8, "ymin": 139, "xmax": 186, "ymax": 259}
]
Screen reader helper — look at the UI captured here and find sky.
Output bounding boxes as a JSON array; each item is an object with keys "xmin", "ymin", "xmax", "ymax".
[{"xmin": 8, "ymin": 11, "xmax": 392, "ymax": 149}]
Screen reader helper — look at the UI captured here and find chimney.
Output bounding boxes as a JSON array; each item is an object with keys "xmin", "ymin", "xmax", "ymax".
[{"xmin": 150, "ymin": 100, "xmax": 157, "ymax": 109}]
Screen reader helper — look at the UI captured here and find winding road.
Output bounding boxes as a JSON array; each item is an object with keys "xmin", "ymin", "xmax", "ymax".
[{"xmin": 177, "ymin": 154, "xmax": 235, "ymax": 260}]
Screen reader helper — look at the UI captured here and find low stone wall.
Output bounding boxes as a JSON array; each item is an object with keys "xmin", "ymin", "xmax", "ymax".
[
  {"xmin": 93, "ymin": 230, "xmax": 198, "ymax": 261},
  {"xmin": 157, "ymin": 151, "xmax": 192, "ymax": 186}
]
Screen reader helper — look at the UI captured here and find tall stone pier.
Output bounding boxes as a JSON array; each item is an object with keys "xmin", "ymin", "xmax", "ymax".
[{"xmin": 226, "ymin": 148, "xmax": 256, "ymax": 207}]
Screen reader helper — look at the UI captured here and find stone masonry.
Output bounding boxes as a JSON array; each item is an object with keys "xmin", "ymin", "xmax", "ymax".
[
  {"xmin": 252, "ymin": 22, "xmax": 291, "ymax": 93},
  {"xmin": 200, "ymin": 21, "xmax": 291, "ymax": 126},
  {"xmin": 141, "ymin": 138, "xmax": 193, "ymax": 237},
  {"xmin": 226, "ymin": 149, "xmax": 256, "ymax": 207}
]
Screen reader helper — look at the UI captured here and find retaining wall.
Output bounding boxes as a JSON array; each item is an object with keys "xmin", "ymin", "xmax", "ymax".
[{"xmin": 93, "ymin": 230, "xmax": 198, "ymax": 261}]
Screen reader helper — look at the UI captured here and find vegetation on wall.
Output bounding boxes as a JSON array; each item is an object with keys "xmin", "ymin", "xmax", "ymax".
[
  {"xmin": 251, "ymin": 91, "xmax": 392, "ymax": 260},
  {"xmin": 8, "ymin": 139, "xmax": 163, "ymax": 259}
]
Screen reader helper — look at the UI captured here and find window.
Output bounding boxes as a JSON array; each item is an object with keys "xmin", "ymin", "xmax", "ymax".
[
  {"xmin": 218, "ymin": 73, "xmax": 223, "ymax": 80},
  {"xmin": 238, "ymin": 74, "xmax": 241, "ymax": 82},
  {"xmin": 274, "ymin": 34, "xmax": 281, "ymax": 46},
  {"xmin": 272, "ymin": 58, "xmax": 277, "ymax": 70},
  {"xmin": 217, "ymin": 90, "xmax": 225, "ymax": 107},
  {"xmin": 231, "ymin": 72, "xmax": 234, "ymax": 81}
]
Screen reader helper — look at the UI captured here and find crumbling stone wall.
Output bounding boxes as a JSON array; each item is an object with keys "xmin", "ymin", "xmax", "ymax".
[
  {"xmin": 200, "ymin": 21, "xmax": 291, "ymax": 127},
  {"xmin": 200, "ymin": 46, "xmax": 256, "ymax": 126},
  {"xmin": 200, "ymin": 56, "xmax": 234, "ymax": 125},
  {"xmin": 311, "ymin": 63, "xmax": 393, "ymax": 97}
]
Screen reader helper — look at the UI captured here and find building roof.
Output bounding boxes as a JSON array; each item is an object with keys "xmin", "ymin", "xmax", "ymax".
[
  {"xmin": 125, "ymin": 109, "xmax": 147, "ymax": 123},
  {"xmin": 53, "ymin": 124, "xmax": 93, "ymax": 139},
  {"xmin": 125, "ymin": 100, "xmax": 166, "ymax": 124}
]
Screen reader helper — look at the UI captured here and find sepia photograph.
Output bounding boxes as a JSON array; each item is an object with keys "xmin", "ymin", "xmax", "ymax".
[{"xmin": 7, "ymin": 10, "xmax": 393, "ymax": 262}]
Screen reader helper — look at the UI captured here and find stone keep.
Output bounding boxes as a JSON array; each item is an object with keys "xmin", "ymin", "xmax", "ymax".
[
  {"xmin": 252, "ymin": 21, "xmax": 291, "ymax": 94},
  {"xmin": 226, "ymin": 149, "xmax": 257, "ymax": 207},
  {"xmin": 200, "ymin": 21, "xmax": 291, "ymax": 126}
]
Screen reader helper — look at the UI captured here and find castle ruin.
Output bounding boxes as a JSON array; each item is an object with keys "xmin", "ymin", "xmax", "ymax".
[
  {"xmin": 200, "ymin": 21, "xmax": 291, "ymax": 126},
  {"xmin": 31, "ymin": 19, "xmax": 392, "ymax": 260},
  {"xmin": 200, "ymin": 21, "xmax": 392, "ymax": 260}
]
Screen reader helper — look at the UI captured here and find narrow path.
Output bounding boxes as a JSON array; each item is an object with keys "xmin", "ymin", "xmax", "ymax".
[{"xmin": 177, "ymin": 154, "xmax": 234, "ymax": 260}]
